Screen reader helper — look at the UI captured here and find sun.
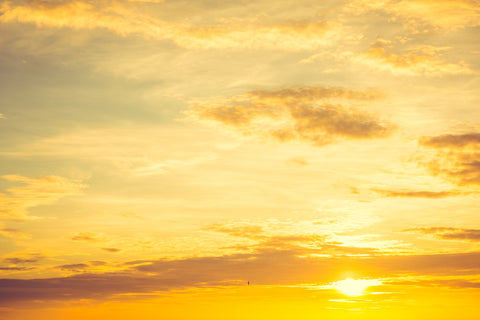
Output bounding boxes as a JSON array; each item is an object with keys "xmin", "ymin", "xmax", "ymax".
[{"xmin": 333, "ymin": 278, "xmax": 382, "ymax": 297}]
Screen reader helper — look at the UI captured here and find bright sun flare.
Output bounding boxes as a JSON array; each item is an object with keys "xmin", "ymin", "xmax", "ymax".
[{"xmin": 333, "ymin": 278, "xmax": 382, "ymax": 297}]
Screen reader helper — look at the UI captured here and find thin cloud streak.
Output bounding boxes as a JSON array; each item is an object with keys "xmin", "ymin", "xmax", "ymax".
[
  {"xmin": 0, "ymin": 175, "xmax": 85, "ymax": 220},
  {"xmin": 404, "ymin": 227, "xmax": 480, "ymax": 242},
  {"xmin": 0, "ymin": 0, "xmax": 341, "ymax": 50}
]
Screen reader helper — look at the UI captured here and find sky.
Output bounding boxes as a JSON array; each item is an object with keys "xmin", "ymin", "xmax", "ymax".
[{"xmin": 0, "ymin": 0, "xmax": 480, "ymax": 319}]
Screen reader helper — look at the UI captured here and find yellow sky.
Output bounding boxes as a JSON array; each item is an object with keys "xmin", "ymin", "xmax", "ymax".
[{"xmin": 0, "ymin": 0, "xmax": 480, "ymax": 319}]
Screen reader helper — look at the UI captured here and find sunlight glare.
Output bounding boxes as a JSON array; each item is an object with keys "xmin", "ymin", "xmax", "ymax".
[{"xmin": 333, "ymin": 278, "xmax": 382, "ymax": 297}]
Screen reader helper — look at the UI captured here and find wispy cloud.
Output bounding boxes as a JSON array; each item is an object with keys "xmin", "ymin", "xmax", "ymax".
[
  {"xmin": 356, "ymin": 43, "xmax": 475, "ymax": 76},
  {"xmin": 0, "ymin": 175, "xmax": 85, "ymax": 220},
  {"xmin": 0, "ymin": 227, "xmax": 30, "ymax": 239},
  {"xmin": 372, "ymin": 188, "xmax": 464, "ymax": 198},
  {"xmin": 0, "ymin": 0, "xmax": 341, "ymax": 50},
  {"xmin": 404, "ymin": 227, "xmax": 480, "ymax": 242},
  {"xmin": 346, "ymin": 0, "xmax": 480, "ymax": 31},
  {"xmin": 70, "ymin": 232, "xmax": 104, "ymax": 243},
  {"xmin": 188, "ymin": 85, "xmax": 393, "ymax": 147},
  {"xmin": 2, "ymin": 254, "xmax": 44, "ymax": 265}
]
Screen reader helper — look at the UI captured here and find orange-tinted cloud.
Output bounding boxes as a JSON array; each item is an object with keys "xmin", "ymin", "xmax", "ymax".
[
  {"xmin": 347, "ymin": 0, "xmax": 480, "ymax": 31},
  {"xmin": 404, "ymin": 227, "xmax": 480, "ymax": 242},
  {"xmin": 372, "ymin": 188, "xmax": 463, "ymax": 198},
  {"xmin": 0, "ymin": 0, "xmax": 340, "ymax": 50},
  {"xmin": 420, "ymin": 133, "xmax": 480, "ymax": 148},
  {"xmin": 0, "ymin": 175, "xmax": 85, "ymax": 220},
  {"xmin": 70, "ymin": 232, "xmax": 104, "ymax": 242},
  {"xmin": 0, "ymin": 227, "xmax": 30, "ymax": 239},
  {"xmin": 418, "ymin": 132, "xmax": 480, "ymax": 185},
  {"xmin": 357, "ymin": 43, "xmax": 475, "ymax": 76},
  {"xmin": 188, "ymin": 85, "xmax": 393, "ymax": 146},
  {"xmin": 101, "ymin": 248, "xmax": 121, "ymax": 253}
]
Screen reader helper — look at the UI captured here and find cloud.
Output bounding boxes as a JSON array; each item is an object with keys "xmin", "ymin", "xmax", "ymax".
[
  {"xmin": 356, "ymin": 43, "xmax": 475, "ymax": 76},
  {"xmin": 55, "ymin": 263, "xmax": 89, "ymax": 271},
  {"xmin": 417, "ymin": 132, "xmax": 480, "ymax": 185},
  {"xmin": 389, "ymin": 0, "xmax": 480, "ymax": 31},
  {"xmin": 1, "ymin": 253, "xmax": 44, "ymax": 272},
  {"xmin": 188, "ymin": 85, "xmax": 393, "ymax": 147},
  {"xmin": 0, "ymin": 0, "xmax": 341, "ymax": 50},
  {"xmin": 101, "ymin": 248, "xmax": 121, "ymax": 253},
  {"xmin": 2, "ymin": 247, "xmax": 480, "ymax": 304},
  {"xmin": 205, "ymin": 224, "xmax": 265, "ymax": 240},
  {"xmin": 420, "ymin": 133, "xmax": 480, "ymax": 149},
  {"xmin": 404, "ymin": 227, "xmax": 480, "ymax": 242},
  {"xmin": 0, "ymin": 175, "xmax": 85, "ymax": 220},
  {"xmin": 286, "ymin": 157, "xmax": 309, "ymax": 166},
  {"xmin": 346, "ymin": 0, "xmax": 480, "ymax": 31},
  {"xmin": 372, "ymin": 189, "xmax": 463, "ymax": 198},
  {"xmin": 0, "ymin": 266, "xmax": 35, "ymax": 271},
  {"xmin": 0, "ymin": 227, "xmax": 30, "ymax": 239},
  {"xmin": 3, "ymin": 256, "xmax": 43, "ymax": 264},
  {"xmin": 55, "ymin": 260, "xmax": 111, "ymax": 273},
  {"xmin": 0, "ymin": 113, "xmax": 4, "ymax": 119},
  {"xmin": 70, "ymin": 232, "xmax": 104, "ymax": 242}
]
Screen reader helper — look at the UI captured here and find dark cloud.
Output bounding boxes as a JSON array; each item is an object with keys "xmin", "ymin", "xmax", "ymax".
[
  {"xmin": 56, "ymin": 263, "xmax": 89, "ymax": 271},
  {"xmin": 3, "ymin": 257, "xmax": 41, "ymax": 264},
  {"xmin": 372, "ymin": 188, "xmax": 463, "ymax": 198},
  {"xmin": 2, "ymin": 254, "xmax": 45, "ymax": 265},
  {"xmin": 404, "ymin": 227, "xmax": 480, "ymax": 242},
  {"xmin": 55, "ymin": 261, "xmax": 110, "ymax": 271},
  {"xmin": 188, "ymin": 85, "xmax": 393, "ymax": 147},
  {"xmin": 2, "ymin": 244, "xmax": 480, "ymax": 305},
  {"xmin": 2, "ymin": 248, "xmax": 480, "ymax": 305},
  {"xmin": 0, "ymin": 267, "xmax": 34, "ymax": 271}
]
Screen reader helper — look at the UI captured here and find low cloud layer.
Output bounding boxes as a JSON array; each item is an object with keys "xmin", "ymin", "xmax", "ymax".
[
  {"xmin": 1, "ymin": 245, "xmax": 480, "ymax": 305},
  {"xmin": 188, "ymin": 85, "xmax": 393, "ymax": 146}
]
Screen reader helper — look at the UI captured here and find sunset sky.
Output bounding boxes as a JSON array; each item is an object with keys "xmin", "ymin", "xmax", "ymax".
[{"xmin": 1, "ymin": 0, "xmax": 480, "ymax": 319}]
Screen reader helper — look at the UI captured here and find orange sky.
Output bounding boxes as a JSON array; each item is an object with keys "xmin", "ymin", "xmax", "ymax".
[{"xmin": 0, "ymin": 0, "xmax": 480, "ymax": 319}]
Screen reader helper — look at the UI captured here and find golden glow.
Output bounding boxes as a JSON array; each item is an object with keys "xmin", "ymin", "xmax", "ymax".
[
  {"xmin": 333, "ymin": 278, "xmax": 382, "ymax": 297},
  {"xmin": 0, "ymin": 0, "xmax": 479, "ymax": 319}
]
